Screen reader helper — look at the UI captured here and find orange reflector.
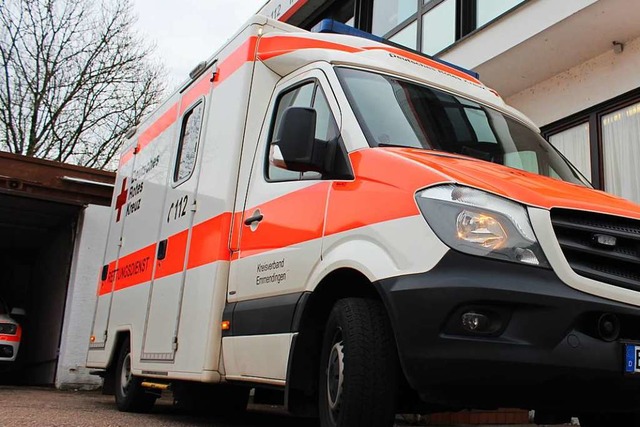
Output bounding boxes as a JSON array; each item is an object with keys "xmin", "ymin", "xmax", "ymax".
[
  {"xmin": 221, "ymin": 321, "xmax": 230, "ymax": 331},
  {"xmin": 90, "ymin": 336, "xmax": 96, "ymax": 343}
]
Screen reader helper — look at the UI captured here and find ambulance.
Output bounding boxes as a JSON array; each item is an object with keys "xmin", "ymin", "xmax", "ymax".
[{"xmin": 87, "ymin": 15, "xmax": 640, "ymax": 427}]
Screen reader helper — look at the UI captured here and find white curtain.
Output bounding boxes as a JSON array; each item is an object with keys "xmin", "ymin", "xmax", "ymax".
[
  {"xmin": 602, "ymin": 102, "xmax": 640, "ymax": 203},
  {"xmin": 549, "ymin": 123, "xmax": 591, "ymax": 181}
]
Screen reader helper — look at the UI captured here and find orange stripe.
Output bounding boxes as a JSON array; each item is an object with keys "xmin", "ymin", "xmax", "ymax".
[
  {"xmin": 187, "ymin": 212, "xmax": 234, "ymax": 269},
  {"xmin": 98, "ymin": 260, "xmax": 117, "ymax": 296},
  {"xmin": 238, "ymin": 182, "xmax": 330, "ymax": 258},
  {"xmin": 119, "ymin": 147, "xmax": 135, "ymax": 167},
  {"xmin": 101, "ymin": 149, "xmax": 445, "ymax": 294},
  {"xmin": 257, "ymin": 35, "xmax": 361, "ymax": 61},
  {"xmin": 100, "ymin": 150, "xmax": 435, "ymax": 292},
  {"xmin": 138, "ymin": 104, "xmax": 179, "ymax": 154},
  {"xmin": 215, "ymin": 37, "xmax": 258, "ymax": 85},
  {"xmin": 120, "ymin": 31, "xmax": 481, "ymax": 167},
  {"xmin": 279, "ymin": 0, "xmax": 307, "ymax": 21},
  {"xmin": 257, "ymin": 35, "xmax": 480, "ymax": 85},
  {"xmin": 154, "ymin": 229, "xmax": 189, "ymax": 280},
  {"xmin": 98, "ymin": 213, "xmax": 234, "ymax": 296},
  {"xmin": 180, "ymin": 76, "xmax": 212, "ymax": 115},
  {"xmin": 119, "ymin": 38, "xmax": 257, "ymax": 167},
  {"xmin": 324, "ymin": 150, "xmax": 432, "ymax": 236},
  {"xmin": 107, "ymin": 243, "xmax": 156, "ymax": 294}
]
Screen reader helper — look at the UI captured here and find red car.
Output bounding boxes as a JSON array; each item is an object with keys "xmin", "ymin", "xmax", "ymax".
[{"xmin": 0, "ymin": 297, "xmax": 23, "ymax": 363}]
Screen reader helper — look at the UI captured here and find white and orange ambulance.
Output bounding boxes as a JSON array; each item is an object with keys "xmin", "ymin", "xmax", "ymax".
[{"xmin": 87, "ymin": 15, "xmax": 640, "ymax": 427}]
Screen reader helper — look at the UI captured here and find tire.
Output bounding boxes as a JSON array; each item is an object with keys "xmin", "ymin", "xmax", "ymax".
[
  {"xmin": 318, "ymin": 298, "xmax": 399, "ymax": 427},
  {"xmin": 114, "ymin": 340, "xmax": 156, "ymax": 413},
  {"xmin": 579, "ymin": 412, "xmax": 640, "ymax": 427}
]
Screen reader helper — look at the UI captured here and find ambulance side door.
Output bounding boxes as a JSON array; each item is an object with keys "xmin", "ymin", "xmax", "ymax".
[
  {"xmin": 89, "ymin": 150, "xmax": 137, "ymax": 352},
  {"xmin": 224, "ymin": 70, "xmax": 342, "ymax": 381},
  {"xmin": 141, "ymin": 98, "xmax": 206, "ymax": 360},
  {"xmin": 230, "ymin": 71, "xmax": 341, "ymax": 301}
]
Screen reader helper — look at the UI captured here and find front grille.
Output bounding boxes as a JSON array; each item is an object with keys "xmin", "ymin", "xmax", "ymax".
[{"xmin": 550, "ymin": 208, "xmax": 640, "ymax": 291}]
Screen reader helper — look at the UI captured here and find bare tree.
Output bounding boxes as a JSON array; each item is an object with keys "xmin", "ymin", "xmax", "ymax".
[{"xmin": 0, "ymin": 0, "xmax": 165, "ymax": 170}]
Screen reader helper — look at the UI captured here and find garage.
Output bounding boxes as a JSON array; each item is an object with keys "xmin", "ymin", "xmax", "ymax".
[{"xmin": 0, "ymin": 152, "xmax": 114, "ymax": 386}]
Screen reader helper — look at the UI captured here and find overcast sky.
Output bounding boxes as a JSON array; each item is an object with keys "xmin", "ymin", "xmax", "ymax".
[{"xmin": 132, "ymin": 0, "xmax": 266, "ymax": 91}]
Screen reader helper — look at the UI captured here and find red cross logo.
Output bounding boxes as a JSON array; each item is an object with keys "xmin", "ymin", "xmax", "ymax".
[{"xmin": 115, "ymin": 178, "xmax": 128, "ymax": 222}]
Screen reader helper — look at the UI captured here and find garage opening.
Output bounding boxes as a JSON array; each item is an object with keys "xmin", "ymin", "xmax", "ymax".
[
  {"xmin": 0, "ymin": 152, "xmax": 114, "ymax": 385},
  {"xmin": 0, "ymin": 195, "xmax": 81, "ymax": 384}
]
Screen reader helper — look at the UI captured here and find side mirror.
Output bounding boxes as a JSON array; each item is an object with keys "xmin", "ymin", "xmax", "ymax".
[
  {"xmin": 11, "ymin": 307, "xmax": 26, "ymax": 317},
  {"xmin": 272, "ymin": 107, "xmax": 326, "ymax": 173}
]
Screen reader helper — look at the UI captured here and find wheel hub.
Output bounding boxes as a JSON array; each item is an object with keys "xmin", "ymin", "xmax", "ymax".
[
  {"xmin": 326, "ymin": 335, "xmax": 344, "ymax": 422},
  {"xmin": 120, "ymin": 353, "xmax": 132, "ymax": 395}
]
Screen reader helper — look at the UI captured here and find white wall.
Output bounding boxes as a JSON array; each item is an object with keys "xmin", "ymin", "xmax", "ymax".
[
  {"xmin": 56, "ymin": 205, "xmax": 110, "ymax": 390},
  {"xmin": 507, "ymin": 35, "xmax": 640, "ymax": 127},
  {"xmin": 441, "ymin": 0, "xmax": 598, "ymax": 70}
]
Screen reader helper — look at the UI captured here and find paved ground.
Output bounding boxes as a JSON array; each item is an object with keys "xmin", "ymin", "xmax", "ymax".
[
  {"xmin": 0, "ymin": 387, "xmax": 316, "ymax": 427},
  {"xmin": 0, "ymin": 386, "xmax": 549, "ymax": 427}
]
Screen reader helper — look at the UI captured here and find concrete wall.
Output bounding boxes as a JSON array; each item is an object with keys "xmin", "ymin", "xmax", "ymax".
[
  {"xmin": 507, "ymin": 34, "xmax": 640, "ymax": 127},
  {"xmin": 56, "ymin": 205, "xmax": 110, "ymax": 390}
]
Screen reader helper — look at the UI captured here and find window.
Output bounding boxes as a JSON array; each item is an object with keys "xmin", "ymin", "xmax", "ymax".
[
  {"xmin": 372, "ymin": 0, "xmax": 417, "ymax": 36},
  {"xmin": 337, "ymin": 67, "xmax": 589, "ymax": 186},
  {"xmin": 174, "ymin": 101, "xmax": 204, "ymax": 183},
  {"xmin": 370, "ymin": 0, "xmax": 526, "ymax": 53},
  {"xmin": 543, "ymin": 88, "xmax": 640, "ymax": 197},
  {"xmin": 389, "ymin": 21, "xmax": 417, "ymax": 50},
  {"xmin": 267, "ymin": 82, "xmax": 339, "ymax": 181},
  {"xmin": 421, "ymin": 0, "xmax": 455, "ymax": 54},
  {"xmin": 548, "ymin": 123, "xmax": 591, "ymax": 181},
  {"xmin": 602, "ymin": 102, "xmax": 640, "ymax": 203},
  {"xmin": 476, "ymin": 0, "xmax": 525, "ymax": 28}
]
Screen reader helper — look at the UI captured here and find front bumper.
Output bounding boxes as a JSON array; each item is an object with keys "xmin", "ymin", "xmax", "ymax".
[{"xmin": 377, "ymin": 251, "xmax": 640, "ymax": 410}]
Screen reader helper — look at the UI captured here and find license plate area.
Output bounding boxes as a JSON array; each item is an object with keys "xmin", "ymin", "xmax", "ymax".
[{"xmin": 625, "ymin": 344, "xmax": 640, "ymax": 374}]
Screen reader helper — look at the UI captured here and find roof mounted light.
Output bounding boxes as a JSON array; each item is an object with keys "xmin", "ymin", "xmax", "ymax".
[{"xmin": 189, "ymin": 61, "xmax": 208, "ymax": 80}]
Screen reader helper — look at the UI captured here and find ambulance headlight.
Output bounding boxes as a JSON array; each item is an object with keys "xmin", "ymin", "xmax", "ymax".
[{"xmin": 416, "ymin": 185, "xmax": 549, "ymax": 268}]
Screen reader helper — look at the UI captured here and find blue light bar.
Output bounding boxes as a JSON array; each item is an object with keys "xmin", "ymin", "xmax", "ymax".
[{"xmin": 310, "ymin": 19, "xmax": 480, "ymax": 80}]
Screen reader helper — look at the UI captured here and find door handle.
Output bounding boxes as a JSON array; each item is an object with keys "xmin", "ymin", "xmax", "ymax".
[
  {"xmin": 244, "ymin": 210, "xmax": 264, "ymax": 226},
  {"xmin": 157, "ymin": 239, "xmax": 168, "ymax": 260}
]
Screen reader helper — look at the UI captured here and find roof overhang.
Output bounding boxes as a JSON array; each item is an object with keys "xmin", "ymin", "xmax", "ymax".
[
  {"xmin": 0, "ymin": 152, "xmax": 115, "ymax": 207},
  {"xmin": 440, "ymin": 0, "xmax": 640, "ymax": 98}
]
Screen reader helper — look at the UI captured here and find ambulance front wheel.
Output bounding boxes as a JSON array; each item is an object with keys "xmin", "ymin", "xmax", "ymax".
[
  {"xmin": 318, "ymin": 298, "xmax": 399, "ymax": 427},
  {"xmin": 114, "ymin": 340, "xmax": 156, "ymax": 413}
]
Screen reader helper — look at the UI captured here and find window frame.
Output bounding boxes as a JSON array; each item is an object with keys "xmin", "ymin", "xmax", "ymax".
[
  {"xmin": 542, "ymin": 87, "xmax": 640, "ymax": 192},
  {"xmin": 172, "ymin": 98, "xmax": 205, "ymax": 187},
  {"xmin": 264, "ymin": 78, "xmax": 341, "ymax": 183},
  {"xmin": 335, "ymin": 66, "xmax": 590, "ymax": 186},
  {"xmin": 361, "ymin": 0, "xmax": 528, "ymax": 54},
  {"xmin": 297, "ymin": 0, "xmax": 528, "ymax": 54},
  {"xmin": 546, "ymin": 120, "xmax": 592, "ymax": 182}
]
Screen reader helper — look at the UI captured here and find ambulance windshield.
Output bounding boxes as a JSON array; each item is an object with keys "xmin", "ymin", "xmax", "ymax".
[{"xmin": 336, "ymin": 67, "xmax": 590, "ymax": 187}]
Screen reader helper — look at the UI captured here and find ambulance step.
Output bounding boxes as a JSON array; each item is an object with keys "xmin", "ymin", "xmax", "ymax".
[{"xmin": 141, "ymin": 381, "xmax": 170, "ymax": 391}]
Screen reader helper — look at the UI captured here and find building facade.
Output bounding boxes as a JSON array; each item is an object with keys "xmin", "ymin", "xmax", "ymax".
[{"xmin": 260, "ymin": 0, "xmax": 640, "ymax": 204}]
